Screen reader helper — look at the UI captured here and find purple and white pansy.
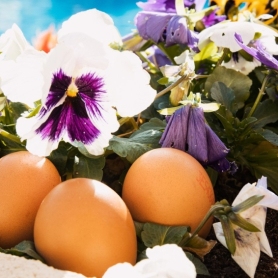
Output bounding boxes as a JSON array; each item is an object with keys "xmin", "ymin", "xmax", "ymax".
[{"xmin": 0, "ymin": 9, "xmax": 156, "ymax": 157}]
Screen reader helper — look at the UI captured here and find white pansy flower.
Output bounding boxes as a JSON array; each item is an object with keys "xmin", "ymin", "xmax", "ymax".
[
  {"xmin": 213, "ymin": 176, "xmax": 278, "ymax": 278},
  {"xmin": 103, "ymin": 244, "xmax": 197, "ymax": 278},
  {"xmin": 0, "ymin": 23, "xmax": 31, "ymax": 61},
  {"xmin": 57, "ymin": 8, "xmax": 122, "ymax": 46},
  {"xmin": 198, "ymin": 21, "xmax": 278, "ymax": 53},
  {"xmin": 0, "ymin": 24, "xmax": 46, "ymax": 106},
  {"xmin": 222, "ymin": 53, "xmax": 261, "ymax": 75},
  {"xmin": 12, "ymin": 9, "xmax": 155, "ymax": 157}
]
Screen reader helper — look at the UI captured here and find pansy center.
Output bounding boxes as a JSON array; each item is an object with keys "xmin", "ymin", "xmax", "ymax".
[{"xmin": 66, "ymin": 78, "xmax": 79, "ymax": 97}]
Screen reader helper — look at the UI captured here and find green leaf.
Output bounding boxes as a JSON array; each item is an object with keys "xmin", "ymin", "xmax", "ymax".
[
  {"xmin": 158, "ymin": 105, "xmax": 183, "ymax": 115},
  {"xmin": 141, "ymin": 223, "xmax": 189, "ymax": 247},
  {"xmin": 108, "ymin": 130, "xmax": 162, "ymax": 163},
  {"xmin": 253, "ymin": 128, "xmax": 278, "ymax": 146},
  {"xmin": 218, "ymin": 215, "xmax": 236, "ymax": 255},
  {"xmin": 134, "ymin": 221, "xmax": 145, "ymax": 238},
  {"xmin": 232, "ymin": 195, "xmax": 265, "ymax": 214},
  {"xmin": 9, "ymin": 102, "xmax": 30, "ymax": 120},
  {"xmin": 210, "ymin": 82, "xmax": 237, "ymax": 114},
  {"xmin": 48, "ymin": 142, "xmax": 70, "ymax": 177},
  {"xmin": 213, "ymin": 105, "xmax": 236, "ymax": 142},
  {"xmin": 245, "ymin": 141, "xmax": 278, "ymax": 194},
  {"xmin": 0, "ymin": 240, "xmax": 44, "ymax": 262},
  {"xmin": 0, "ymin": 96, "xmax": 6, "ymax": 111},
  {"xmin": 157, "ymin": 76, "xmax": 171, "ymax": 85},
  {"xmin": 72, "ymin": 154, "xmax": 105, "ymax": 180},
  {"xmin": 251, "ymin": 99, "xmax": 278, "ymax": 129},
  {"xmin": 183, "ymin": 236, "xmax": 217, "ymax": 260},
  {"xmin": 133, "ymin": 118, "xmax": 166, "ymax": 133},
  {"xmin": 194, "ymin": 41, "xmax": 218, "ymax": 62},
  {"xmin": 205, "ymin": 66, "xmax": 252, "ymax": 110},
  {"xmin": 198, "ymin": 102, "xmax": 220, "ymax": 112},
  {"xmin": 185, "ymin": 251, "xmax": 210, "ymax": 275},
  {"xmin": 228, "ymin": 212, "xmax": 261, "ymax": 232}
]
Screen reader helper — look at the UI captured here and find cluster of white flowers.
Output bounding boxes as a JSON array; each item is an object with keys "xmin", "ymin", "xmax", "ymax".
[
  {"xmin": 0, "ymin": 9, "xmax": 156, "ymax": 157},
  {"xmin": 103, "ymin": 244, "xmax": 197, "ymax": 278}
]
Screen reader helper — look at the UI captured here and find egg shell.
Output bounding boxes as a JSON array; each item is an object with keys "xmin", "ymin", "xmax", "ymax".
[
  {"xmin": 0, "ymin": 151, "xmax": 61, "ymax": 248},
  {"xmin": 122, "ymin": 147, "xmax": 215, "ymax": 238},
  {"xmin": 34, "ymin": 178, "xmax": 137, "ymax": 278}
]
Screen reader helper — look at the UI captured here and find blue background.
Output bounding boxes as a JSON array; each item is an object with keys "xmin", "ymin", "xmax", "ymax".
[{"xmin": 0, "ymin": 0, "xmax": 141, "ymax": 43}]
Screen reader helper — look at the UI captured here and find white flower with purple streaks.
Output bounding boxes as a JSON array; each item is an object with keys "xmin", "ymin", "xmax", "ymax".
[
  {"xmin": 234, "ymin": 33, "xmax": 278, "ymax": 71},
  {"xmin": 198, "ymin": 21, "xmax": 278, "ymax": 53},
  {"xmin": 213, "ymin": 176, "xmax": 278, "ymax": 278},
  {"xmin": 15, "ymin": 9, "xmax": 156, "ymax": 157}
]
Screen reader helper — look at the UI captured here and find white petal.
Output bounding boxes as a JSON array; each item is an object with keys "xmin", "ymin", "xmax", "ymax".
[
  {"xmin": 160, "ymin": 65, "xmax": 181, "ymax": 77},
  {"xmin": 135, "ymin": 244, "xmax": 196, "ymax": 278},
  {"xmin": 232, "ymin": 228, "xmax": 260, "ymax": 278},
  {"xmin": 233, "ymin": 176, "xmax": 278, "ymax": 210},
  {"xmin": 25, "ymin": 134, "xmax": 60, "ymax": 157},
  {"xmin": 247, "ymin": 206, "xmax": 273, "ymax": 257},
  {"xmin": 57, "ymin": 9, "xmax": 122, "ymax": 46},
  {"xmin": 222, "ymin": 54, "xmax": 261, "ymax": 75},
  {"xmin": 213, "ymin": 222, "xmax": 228, "ymax": 247},
  {"xmin": 0, "ymin": 24, "xmax": 31, "ymax": 61},
  {"xmin": 198, "ymin": 21, "xmax": 255, "ymax": 52},
  {"xmin": 213, "ymin": 223, "xmax": 260, "ymax": 278},
  {"xmin": 0, "ymin": 49, "xmax": 46, "ymax": 106},
  {"xmin": 103, "ymin": 262, "xmax": 143, "ymax": 278},
  {"xmin": 17, "ymin": 116, "xmax": 60, "ymax": 157},
  {"xmin": 105, "ymin": 50, "xmax": 156, "ymax": 116},
  {"xmin": 210, "ymin": 22, "xmax": 255, "ymax": 52},
  {"xmin": 259, "ymin": 36, "xmax": 278, "ymax": 55}
]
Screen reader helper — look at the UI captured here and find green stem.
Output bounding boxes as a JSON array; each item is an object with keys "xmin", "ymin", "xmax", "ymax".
[
  {"xmin": 155, "ymin": 74, "xmax": 208, "ymax": 100},
  {"xmin": 155, "ymin": 74, "xmax": 189, "ymax": 100},
  {"xmin": 180, "ymin": 204, "xmax": 225, "ymax": 246},
  {"xmin": 0, "ymin": 129, "xmax": 22, "ymax": 144},
  {"xmin": 157, "ymin": 43, "xmax": 176, "ymax": 65},
  {"xmin": 217, "ymin": 48, "xmax": 230, "ymax": 66},
  {"xmin": 247, "ymin": 74, "xmax": 270, "ymax": 118}
]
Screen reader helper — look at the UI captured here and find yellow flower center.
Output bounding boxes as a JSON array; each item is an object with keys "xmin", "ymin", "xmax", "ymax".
[{"xmin": 66, "ymin": 79, "xmax": 78, "ymax": 97}]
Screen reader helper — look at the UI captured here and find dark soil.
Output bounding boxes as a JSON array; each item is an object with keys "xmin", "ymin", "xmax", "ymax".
[{"xmin": 104, "ymin": 154, "xmax": 278, "ymax": 278}]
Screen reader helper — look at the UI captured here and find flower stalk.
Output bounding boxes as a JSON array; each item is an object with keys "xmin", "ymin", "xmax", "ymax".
[{"xmin": 247, "ymin": 73, "xmax": 270, "ymax": 118}]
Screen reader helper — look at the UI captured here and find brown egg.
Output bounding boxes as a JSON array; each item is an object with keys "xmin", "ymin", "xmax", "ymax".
[
  {"xmin": 122, "ymin": 148, "xmax": 215, "ymax": 238},
  {"xmin": 34, "ymin": 178, "xmax": 137, "ymax": 278},
  {"xmin": 0, "ymin": 151, "xmax": 61, "ymax": 248}
]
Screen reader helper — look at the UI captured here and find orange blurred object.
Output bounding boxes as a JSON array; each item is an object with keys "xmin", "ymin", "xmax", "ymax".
[{"xmin": 33, "ymin": 25, "xmax": 57, "ymax": 53}]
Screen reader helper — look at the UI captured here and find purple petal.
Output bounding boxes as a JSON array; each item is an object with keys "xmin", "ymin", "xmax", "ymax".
[
  {"xmin": 202, "ymin": 10, "xmax": 226, "ymax": 28},
  {"xmin": 165, "ymin": 15, "xmax": 199, "ymax": 50},
  {"xmin": 39, "ymin": 69, "xmax": 71, "ymax": 117},
  {"xmin": 187, "ymin": 106, "xmax": 208, "ymax": 163},
  {"xmin": 159, "ymin": 105, "xmax": 190, "ymax": 151},
  {"xmin": 165, "ymin": 15, "xmax": 189, "ymax": 46},
  {"xmin": 135, "ymin": 11, "xmax": 173, "ymax": 43},
  {"xmin": 234, "ymin": 33, "xmax": 278, "ymax": 71},
  {"xmin": 137, "ymin": 0, "xmax": 197, "ymax": 12},
  {"xmin": 205, "ymin": 124, "xmax": 229, "ymax": 163},
  {"xmin": 36, "ymin": 69, "xmax": 106, "ymax": 145},
  {"xmin": 149, "ymin": 46, "xmax": 172, "ymax": 67}
]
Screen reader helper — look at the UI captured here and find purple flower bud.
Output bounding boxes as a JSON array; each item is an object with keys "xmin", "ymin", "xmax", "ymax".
[
  {"xmin": 159, "ymin": 104, "xmax": 236, "ymax": 173},
  {"xmin": 135, "ymin": 12, "xmax": 199, "ymax": 50}
]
